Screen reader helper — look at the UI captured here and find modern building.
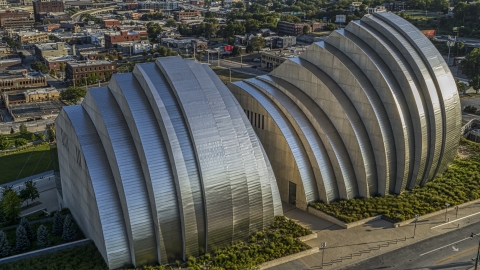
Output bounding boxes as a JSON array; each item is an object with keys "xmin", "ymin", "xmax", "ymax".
[
  {"xmin": 33, "ymin": 0, "xmax": 65, "ymax": 22},
  {"xmin": 55, "ymin": 56, "xmax": 282, "ymax": 268},
  {"xmin": 173, "ymin": 10, "xmax": 201, "ymax": 21},
  {"xmin": 65, "ymin": 60, "xmax": 116, "ymax": 85},
  {"xmin": 34, "ymin": 42, "xmax": 74, "ymax": 61},
  {"xmin": 0, "ymin": 70, "xmax": 47, "ymax": 91},
  {"xmin": 104, "ymin": 30, "xmax": 141, "ymax": 49},
  {"xmin": 228, "ymin": 12, "xmax": 461, "ymax": 209}
]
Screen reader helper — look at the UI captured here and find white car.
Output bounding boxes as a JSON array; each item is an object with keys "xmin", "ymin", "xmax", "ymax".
[{"xmin": 253, "ymin": 58, "xmax": 260, "ymax": 62}]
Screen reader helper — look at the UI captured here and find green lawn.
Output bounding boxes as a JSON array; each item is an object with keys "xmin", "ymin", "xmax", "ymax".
[{"xmin": 0, "ymin": 144, "xmax": 53, "ymax": 185}]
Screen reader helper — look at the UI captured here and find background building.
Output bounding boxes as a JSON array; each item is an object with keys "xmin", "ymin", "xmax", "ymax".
[
  {"xmin": 65, "ymin": 60, "xmax": 116, "ymax": 85},
  {"xmin": 55, "ymin": 56, "xmax": 282, "ymax": 268},
  {"xmin": 229, "ymin": 12, "xmax": 461, "ymax": 209},
  {"xmin": 33, "ymin": 0, "xmax": 65, "ymax": 22},
  {"xmin": 0, "ymin": 70, "xmax": 47, "ymax": 91},
  {"xmin": 34, "ymin": 42, "xmax": 74, "ymax": 61},
  {"xmin": 0, "ymin": 10, "xmax": 34, "ymax": 28},
  {"xmin": 104, "ymin": 30, "xmax": 141, "ymax": 49}
]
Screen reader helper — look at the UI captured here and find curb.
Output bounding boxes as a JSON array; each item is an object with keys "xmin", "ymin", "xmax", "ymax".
[
  {"xmin": 298, "ymin": 232, "xmax": 317, "ymax": 242},
  {"xmin": 259, "ymin": 247, "xmax": 320, "ymax": 270},
  {"xmin": 307, "ymin": 207, "xmax": 382, "ymax": 229}
]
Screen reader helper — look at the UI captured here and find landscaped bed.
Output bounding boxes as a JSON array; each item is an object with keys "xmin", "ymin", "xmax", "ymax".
[
  {"xmin": 310, "ymin": 138, "xmax": 480, "ymax": 223},
  {"xmin": 1, "ymin": 216, "xmax": 311, "ymax": 270}
]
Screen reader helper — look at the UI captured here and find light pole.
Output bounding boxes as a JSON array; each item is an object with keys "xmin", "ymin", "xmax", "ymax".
[
  {"xmin": 455, "ymin": 206, "xmax": 459, "ymax": 218},
  {"xmin": 97, "ymin": 79, "xmax": 100, "ymax": 87},
  {"xmin": 413, "ymin": 214, "xmax": 419, "ymax": 238},
  {"xmin": 215, "ymin": 48, "xmax": 220, "ymax": 67},
  {"xmin": 321, "ymin": 242, "xmax": 327, "ymax": 269},
  {"xmin": 83, "ymin": 77, "xmax": 88, "ymax": 92},
  {"xmin": 445, "ymin": 203, "xmax": 450, "ymax": 222},
  {"xmin": 229, "ymin": 68, "xmax": 231, "ymax": 83},
  {"xmin": 240, "ymin": 53, "xmax": 243, "ymax": 68},
  {"xmin": 471, "ymin": 233, "xmax": 480, "ymax": 270}
]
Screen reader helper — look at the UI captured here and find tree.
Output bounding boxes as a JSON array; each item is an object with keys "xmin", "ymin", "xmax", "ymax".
[
  {"xmin": 15, "ymin": 225, "xmax": 30, "ymax": 253},
  {"xmin": 20, "ymin": 217, "xmax": 34, "ymax": 241},
  {"xmin": 431, "ymin": 0, "xmax": 449, "ymax": 12},
  {"xmin": 303, "ymin": 25, "xmax": 311, "ymax": 34},
  {"xmin": 19, "ymin": 123, "xmax": 27, "ymax": 135},
  {"xmin": 158, "ymin": 46, "xmax": 167, "ymax": 57},
  {"xmin": 52, "ymin": 212, "xmax": 63, "ymax": 236},
  {"xmin": 47, "ymin": 128, "xmax": 55, "ymax": 142},
  {"xmin": 0, "ymin": 231, "xmax": 10, "ymax": 258},
  {"xmin": 30, "ymin": 133, "xmax": 36, "ymax": 141},
  {"xmin": 14, "ymin": 138, "xmax": 27, "ymax": 148},
  {"xmin": 62, "ymin": 215, "xmax": 77, "ymax": 242},
  {"xmin": 456, "ymin": 79, "xmax": 468, "ymax": 94},
  {"xmin": 60, "ymin": 86, "xmax": 87, "ymax": 103},
  {"xmin": 36, "ymin": 133, "xmax": 46, "ymax": 142},
  {"xmin": 0, "ymin": 135, "xmax": 10, "ymax": 151},
  {"xmin": 142, "ymin": 49, "xmax": 148, "ymax": 60},
  {"xmin": 31, "ymin": 62, "xmax": 49, "ymax": 73},
  {"xmin": 2, "ymin": 190, "xmax": 21, "ymax": 220},
  {"xmin": 18, "ymin": 52, "xmax": 26, "ymax": 62},
  {"xmin": 460, "ymin": 49, "xmax": 480, "ymax": 94},
  {"xmin": 232, "ymin": 46, "xmax": 242, "ymax": 57},
  {"xmin": 19, "ymin": 180, "xmax": 39, "ymax": 207},
  {"xmin": 250, "ymin": 36, "xmax": 265, "ymax": 52},
  {"xmin": 36, "ymin": 225, "xmax": 50, "ymax": 249},
  {"xmin": 164, "ymin": 18, "xmax": 178, "ymax": 28},
  {"xmin": 10, "ymin": 127, "xmax": 14, "ymax": 134}
]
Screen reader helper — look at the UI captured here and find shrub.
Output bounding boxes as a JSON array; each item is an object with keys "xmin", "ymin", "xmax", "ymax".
[
  {"xmin": 52, "ymin": 212, "xmax": 63, "ymax": 236},
  {"xmin": 19, "ymin": 217, "xmax": 34, "ymax": 241},
  {"xmin": 15, "ymin": 226, "xmax": 30, "ymax": 253},
  {"xmin": 0, "ymin": 230, "xmax": 11, "ymax": 258},
  {"xmin": 464, "ymin": 105, "xmax": 478, "ymax": 114},
  {"xmin": 62, "ymin": 215, "xmax": 77, "ymax": 242},
  {"xmin": 36, "ymin": 225, "xmax": 50, "ymax": 249}
]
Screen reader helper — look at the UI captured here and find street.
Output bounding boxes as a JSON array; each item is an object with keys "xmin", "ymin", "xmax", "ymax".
[{"xmin": 343, "ymin": 221, "xmax": 480, "ymax": 270}]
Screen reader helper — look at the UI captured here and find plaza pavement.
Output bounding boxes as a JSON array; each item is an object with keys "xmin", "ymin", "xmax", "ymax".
[{"xmin": 277, "ymin": 201, "xmax": 480, "ymax": 269}]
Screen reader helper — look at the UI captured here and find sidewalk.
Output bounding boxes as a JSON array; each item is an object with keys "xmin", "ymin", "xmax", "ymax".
[{"xmin": 279, "ymin": 201, "xmax": 480, "ymax": 269}]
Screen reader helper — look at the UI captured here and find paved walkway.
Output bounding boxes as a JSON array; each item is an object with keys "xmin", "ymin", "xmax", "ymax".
[{"xmin": 278, "ymin": 201, "xmax": 480, "ymax": 269}]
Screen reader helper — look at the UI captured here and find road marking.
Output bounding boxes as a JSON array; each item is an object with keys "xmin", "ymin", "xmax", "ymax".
[
  {"xmin": 433, "ymin": 246, "xmax": 477, "ymax": 265},
  {"xmin": 420, "ymin": 237, "xmax": 472, "ymax": 256},
  {"xmin": 431, "ymin": 212, "xmax": 480, "ymax": 229}
]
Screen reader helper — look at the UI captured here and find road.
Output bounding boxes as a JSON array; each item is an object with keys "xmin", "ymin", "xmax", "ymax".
[{"xmin": 343, "ymin": 222, "xmax": 480, "ymax": 270}]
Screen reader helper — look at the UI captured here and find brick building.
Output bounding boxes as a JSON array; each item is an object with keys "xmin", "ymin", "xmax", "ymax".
[
  {"xmin": 190, "ymin": 0, "xmax": 204, "ymax": 7},
  {"xmin": 44, "ymin": 55, "xmax": 75, "ymax": 71},
  {"xmin": 0, "ymin": 10, "xmax": 34, "ymax": 28},
  {"xmin": 104, "ymin": 31, "xmax": 141, "ymax": 49},
  {"xmin": 33, "ymin": 0, "xmax": 65, "ymax": 22},
  {"xmin": 174, "ymin": 10, "xmax": 201, "ymax": 21},
  {"xmin": 66, "ymin": 60, "xmax": 117, "ymax": 86},
  {"xmin": 0, "ymin": 70, "xmax": 47, "ymax": 91},
  {"xmin": 102, "ymin": 19, "xmax": 121, "ymax": 28},
  {"xmin": 34, "ymin": 23, "xmax": 61, "ymax": 32},
  {"xmin": 277, "ymin": 21, "xmax": 324, "ymax": 36}
]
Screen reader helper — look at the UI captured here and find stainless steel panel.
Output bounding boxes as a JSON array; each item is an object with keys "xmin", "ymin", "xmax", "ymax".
[
  {"xmin": 362, "ymin": 14, "xmax": 443, "ymax": 186},
  {"xmin": 372, "ymin": 12, "xmax": 461, "ymax": 183},
  {"xmin": 56, "ymin": 107, "xmax": 131, "ymax": 268},
  {"xmin": 108, "ymin": 74, "xmax": 182, "ymax": 262},
  {"xmin": 82, "ymin": 88, "xmax": 157, "ymax": 266},
  {"xmin": 133, "ymin": 63, "xmax": 203, "ymax": 257},
  {"xmin": 346, "ymin": 20, "xmax": 429, "ymax": 191},
  {"xmin": 245, "ymin": 78, "xmax": 338, "ymax": 202}
]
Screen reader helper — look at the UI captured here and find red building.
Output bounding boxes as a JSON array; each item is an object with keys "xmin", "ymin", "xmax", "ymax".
[
  {"xmin": 0, "ymin": 10, "xmax": 34, "ymax": 28},
  {"xmin": 33, "ymin": 1, "xmax": 65, "ymax": 22},
  {"xmin": 102, "ymin": 19, "xmax": 121, "ymax": 28},
  {"xmin": 105, "ymin": 31, "xmax": 141, "ymax": 49}
]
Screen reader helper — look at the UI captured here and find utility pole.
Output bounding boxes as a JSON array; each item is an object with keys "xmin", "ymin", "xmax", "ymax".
[
  {"xmin": 413, "ymin": 214, "xmax": 419, "ymax": 238},
  {"xmin": 445, "ymin": 203, "xmax": 450, "ymax": 222},
  {"xmin": 321, "ymin": 242, "xmax": 327, "ymax": 269},
  {"xmin": 471, "ymin": 233, "xmax": 480, "ymax": 270},
  {"xmin": 229, "ymin": 68, "xmax": 231, "ymax": 82}
]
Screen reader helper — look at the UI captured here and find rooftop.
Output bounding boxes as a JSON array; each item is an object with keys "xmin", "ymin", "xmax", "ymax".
[
  {"xmin": 35, "ymin": 42, "xmax": 72, "ymax": 51},
  {"xmin": 17, "ymin": 31, "xmax": 46, "ymax": 37},
  {"xmin": 0, "ymin": 70, "xmax": 45, "ymax": 79},
  {"xmin": 68, "ymin": 60, "xmax": 114, "ymax": 67},
  {"xmin": 44, "ymin": 55, "xmax": 76, "ymax": 62}
]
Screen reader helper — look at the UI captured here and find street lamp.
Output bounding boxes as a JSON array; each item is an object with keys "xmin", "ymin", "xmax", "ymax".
[
  {"xmin": 471, "ymin": 233, "xmax": 480, "ymax": 270},
  {"xmin": 445, "ymin": 203, "xmax": 450, "ymax": 222},
  {"xmin": 321, "ymin": 242, "xmax": 327, "ymax": 269},
  {"xmin": 413, "ymin": 214, "xmax": 419, "ymax": 238},
  {"xmin": 455, "ymin": 206, "xmax": 459, "ymax": 218}
]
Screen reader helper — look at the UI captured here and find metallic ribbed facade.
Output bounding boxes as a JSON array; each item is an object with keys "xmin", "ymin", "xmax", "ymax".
[
  {"xmin": 55, "ymin": 57, "xmax": 282, "ymax": 269},
  {"xmin": 228, "ymin": 12, "xmax": 461, "ymax": 208}
]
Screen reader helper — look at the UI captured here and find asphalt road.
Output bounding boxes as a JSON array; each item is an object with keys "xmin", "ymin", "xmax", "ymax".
[{"xmin": 343, "ymin": 222, "xmax": 480, "ymax": 270}]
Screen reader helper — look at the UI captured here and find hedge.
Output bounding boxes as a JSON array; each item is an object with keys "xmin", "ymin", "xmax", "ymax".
[{"xmin": 310, "ymin": 138, "xmax": 480, "ymax": 223}]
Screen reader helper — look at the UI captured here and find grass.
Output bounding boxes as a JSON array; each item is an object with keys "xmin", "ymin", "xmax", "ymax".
[
  {"xmin": 310, "ymin": 138, "xmax": 480, "ymax": 223},
  {"xmin": 0, "ymin": 143, "xmax": 53, "ymax": 185},
  {"xmin": 210, "ymin": 66, "xmax": 255, "ymax": 84},
  {"xmin": 1, "ymin": 242, "xmax": 107, "ymax": 270}
]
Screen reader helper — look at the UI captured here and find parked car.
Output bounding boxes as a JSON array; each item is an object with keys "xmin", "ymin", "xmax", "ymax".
[
  {"xmin": 251, "ymin": 65, "xmax": 257, "ymax": 68},
  {"xmin": 253, "ymin": 58, "xmax": 260, "ymax": 62}
]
